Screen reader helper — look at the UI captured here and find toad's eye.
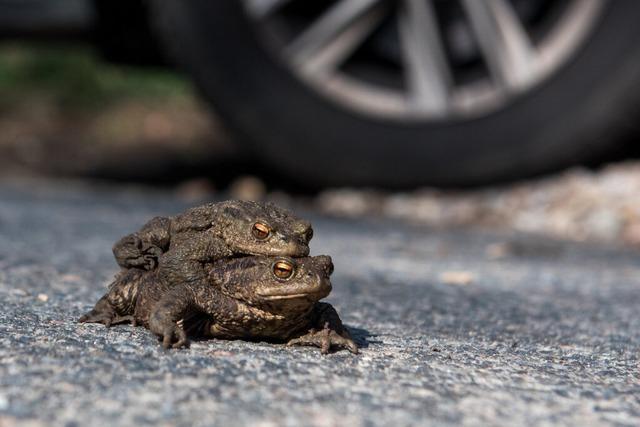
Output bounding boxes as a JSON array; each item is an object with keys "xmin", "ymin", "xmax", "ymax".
[
  {"xmin": 273, "ymin": 260, "xmax": 294, "ymax": 279},
  {"xmin": 252, "ymin": 222, "xmax": 270, "ymax": 240}
]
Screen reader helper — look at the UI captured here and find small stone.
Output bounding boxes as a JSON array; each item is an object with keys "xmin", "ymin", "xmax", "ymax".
[
  {"xmin": 583, "ymin": 209, "xmax": 621, "ymax": 241},
  {"xmin": 439, "ymin": 271, "xmax": 475, "ymax": 286},
  {"xmin": 623, "ymin": 222, "xmax": 640, "ymax": 245},
  {"xmin": 0, "ymin": 393, "xmax": 8, "ymax": 410},
  {"xmin": 228, "ymin": 176, "xmax": 266, "ymax": 201},
  {"xmin": 485, "ymin": 242, "xmax": 510, "ymax": 260},
  {"xmin": 37, "ymin": 293, "xmax": 48, "ymax": 302},
  {"xmin": 317, "ymin": 189, "xmax": 382, "ymax": 217},
  {"xmin": 175, "ymin": 178, "xmax": 216, "ymax": 202}
]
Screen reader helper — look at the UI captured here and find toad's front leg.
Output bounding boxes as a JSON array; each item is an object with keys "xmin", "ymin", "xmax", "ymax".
[
  {"xmin": 112, "ymin": 216, "xmax": 171, "ymax": 271},
  {"xmin": 113, "ymin": 234, "xmax": 164, "ymax": 271},
  {"xmin": 287, "ymin": 302, "xmax": 358, "ymax": 355},
  {"xmin": 148, "ymin": 287, "xmax": 194, "ymax": 349}
]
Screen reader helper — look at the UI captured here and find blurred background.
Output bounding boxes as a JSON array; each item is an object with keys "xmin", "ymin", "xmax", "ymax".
[{"xmin": 3, "ymin": 0, "xmax": 640, "ymax": 246}]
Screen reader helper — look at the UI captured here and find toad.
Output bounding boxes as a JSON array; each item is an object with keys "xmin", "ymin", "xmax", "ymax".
[
  {"xmin": 80, "ymin": 255, "xmax": 357, "ymax": 354},
  {"xmin": 113, "ymin": 201, "xmax": 313, "ymax": 271}
]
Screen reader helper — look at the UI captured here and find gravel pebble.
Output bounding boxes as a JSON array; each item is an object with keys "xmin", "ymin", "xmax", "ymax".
[{"xmin": 318, "ymin": 162, "xmax": 640, "ymax": 246}]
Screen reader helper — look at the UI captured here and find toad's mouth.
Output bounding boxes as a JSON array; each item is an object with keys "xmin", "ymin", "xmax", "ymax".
[
  {"xmin": 236, "ymin": 238, "xmax": 309, "ymax": 258},
  {"xmin": 261, "ymin": 293, "xmax": 312, "ymax": 300},
  {"xmin": 258, "ymin": 286, "xmax": 331, "ymax": 301}
]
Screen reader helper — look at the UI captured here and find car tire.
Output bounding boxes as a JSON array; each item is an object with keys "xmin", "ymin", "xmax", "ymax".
[{"xmin": 151, "ymin": 0, "xmax": 640, "ymax": 188}]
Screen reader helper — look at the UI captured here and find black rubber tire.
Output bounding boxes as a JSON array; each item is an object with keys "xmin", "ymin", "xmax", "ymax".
[{"xmin": 151, "ymin": 0, "xmax": 640, "ymax": 188}]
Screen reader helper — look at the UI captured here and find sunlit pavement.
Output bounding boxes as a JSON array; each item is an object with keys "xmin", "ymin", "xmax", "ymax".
[{"xmin": 1, "ymin": 179, "xmax": 639, "ymax": 427}]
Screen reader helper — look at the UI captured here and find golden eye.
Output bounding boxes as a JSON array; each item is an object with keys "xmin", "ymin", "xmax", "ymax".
[
  {"xmin": 252, "ymin": 222, "xmax": 270, "ymax": 240},
  {"xmin": 273, "ymin": 260, "xmax": 294, "ymax": 279}
]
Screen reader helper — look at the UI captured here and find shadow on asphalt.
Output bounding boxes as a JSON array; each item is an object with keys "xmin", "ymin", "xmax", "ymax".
[{"xmin": 347, "ymin": 325, "xmax": 378, "ymax": 349}]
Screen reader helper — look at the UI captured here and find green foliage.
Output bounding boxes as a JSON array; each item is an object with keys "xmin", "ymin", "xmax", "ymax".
[{"xmin": 0, "ymin": 43, "xmax": 190, "ymax": 111}]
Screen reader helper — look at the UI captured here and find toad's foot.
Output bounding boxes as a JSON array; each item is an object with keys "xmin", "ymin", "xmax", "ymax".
[
  {"xmin": 287, "ymin": 322, "xmax": 359, "ymax": 355},
  {"xmin": 79, "ymin": 309, "xmax": 136, "ymax": 327},
  {"xmin": 149, "ymin": 315, "xmax": 190, "ymax": 349},
  {"xmin": 79, "ymin": 308, "xmax": 115, "ymax": 327},
  {"xmin": 111, "ymin": 315, "xmax": 137, "ymax": 326}
]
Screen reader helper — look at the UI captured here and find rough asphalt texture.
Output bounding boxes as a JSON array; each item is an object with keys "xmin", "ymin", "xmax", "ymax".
[{"xmin": 1, "ymin": 180, "xmax": 639, "ymax": 427}]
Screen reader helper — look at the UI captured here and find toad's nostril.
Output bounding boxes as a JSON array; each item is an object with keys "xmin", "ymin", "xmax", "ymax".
[
  {"xmin": 296, "ymin": 223, "xmax": 313, "ymax": 243},
  {"xmin": 301, "ymin": 231, "xmax": 312, "ymax": 244},
  {"xmin": 295, "ymin": 220, "xmax": 312, "ymax": 232},
  {"xmin": 326, "ymin": 262, "xmax": 334, "ymax": 276}
]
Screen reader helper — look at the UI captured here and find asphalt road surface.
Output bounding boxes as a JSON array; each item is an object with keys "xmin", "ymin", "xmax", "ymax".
[{"xmin": 1, "ymin": 179, "xmax": 639, "ymax": 427}]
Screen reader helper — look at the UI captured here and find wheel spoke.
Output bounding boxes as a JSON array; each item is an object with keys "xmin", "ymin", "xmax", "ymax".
[
  {"xmin": 244, "ymin": 0, "xmax": 291, "ymax": 19},
  {"xmin": 399, "ymin": 0, "xmax": 452, "ymax": 115},
  {"xmin": 243, "ymin": 0, "xmax": 601, "ymax": 120},
  {"xmin": 461, "ymin": 0, "xmax": 536, "ymax": 90},
  {"xmin": 285, "ymin": 0, "xmax": 383, "ymax": 69},
  {"xmin": 301, "ymin": 5, "xmax": 387, "ymax": 78}
]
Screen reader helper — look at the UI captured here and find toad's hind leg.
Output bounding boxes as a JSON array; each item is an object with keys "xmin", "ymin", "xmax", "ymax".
[
  {"xmin": 79, "ymin": 269, "xmax": 145, "ymax": 327},
  {"xmin": 79, "ymin": 294, "xmax": 117, "ymax": 327}
]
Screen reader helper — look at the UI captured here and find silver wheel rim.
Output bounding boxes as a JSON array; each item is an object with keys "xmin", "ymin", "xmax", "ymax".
[{"xmin": 243, "ymin": 0, "xmax": 606, "ymax": 121}]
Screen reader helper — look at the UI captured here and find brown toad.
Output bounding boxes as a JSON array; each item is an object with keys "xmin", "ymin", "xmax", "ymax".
[
  {"xmin": 112, "ymin": 200, "xmax": 313, "ymax": 271},
  {"xmin": 108, "ymin": 201, "xmax": 312, "ymax": 336},
  {"xmin": 80, "ymin": 255, "xmax": 358, "ymax": 354}
]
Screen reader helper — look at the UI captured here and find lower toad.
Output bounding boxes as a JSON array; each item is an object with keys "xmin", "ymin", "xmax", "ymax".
[{"xmin": 80, "ymin": 255, "xmax": 358, "ymax": 355}]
